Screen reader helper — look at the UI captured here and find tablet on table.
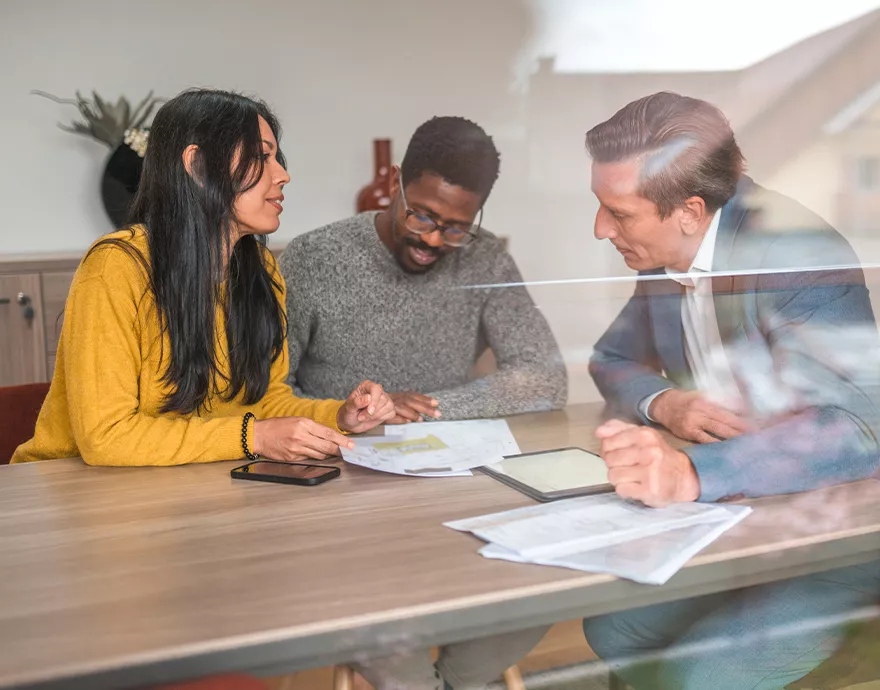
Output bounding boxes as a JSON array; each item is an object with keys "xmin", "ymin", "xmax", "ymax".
[{"xmin": 479, "ymin": 447, "xmax": 613, "ymax": 502}]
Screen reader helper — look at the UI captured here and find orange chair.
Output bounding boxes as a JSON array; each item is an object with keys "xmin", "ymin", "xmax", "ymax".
[{"xmin": 0, "ymin": 382, "xmax": 50, "ymax": 464}]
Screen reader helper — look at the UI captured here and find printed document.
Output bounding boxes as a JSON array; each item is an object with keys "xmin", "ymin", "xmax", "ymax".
[
  {"xmin": 384, "ymin": 419, "xmax": 521, "ymax": 455},
  {"xmin": 446, "ymin": 494, "xmax": 751, "ymax": 584}
]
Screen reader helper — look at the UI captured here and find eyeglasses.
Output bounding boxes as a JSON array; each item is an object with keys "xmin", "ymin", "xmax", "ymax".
[{"xmin": 399, "ymin": 182, "xmax": 482, "ymax": 247}]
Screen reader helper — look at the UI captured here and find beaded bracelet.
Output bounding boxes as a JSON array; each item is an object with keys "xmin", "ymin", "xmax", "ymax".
[{"xmin": 242, "ymin": 412, "xmax": 259, "ymax": 461}]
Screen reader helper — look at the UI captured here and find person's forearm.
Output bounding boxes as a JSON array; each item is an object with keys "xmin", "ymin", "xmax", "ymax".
[
  {"xmin": 687, "ymin": 405, "xmax": 880, "ymax": 501},
  {"xmin": 284, "ymin": 375, "xmax": 321, "ymax": 400},
  {"xmin": 75, "ymin": 412, "xmax": 245, "ymax": 466},
  {"xmin": 265, "ymin": 345, "xmax": 343, "ymax": 428},
  {"xmin": 589, "ymin": 351, "xmax": 672, "ymax": 422},
  {"xmin": 429, "ymin": 364, "xmax": 567, "ymax": 420}
]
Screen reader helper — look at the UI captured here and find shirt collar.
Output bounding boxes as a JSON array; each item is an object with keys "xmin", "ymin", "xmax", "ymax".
[{"xmin": 665, "ymin": 209, "xmax": 721, "ymax": 284}]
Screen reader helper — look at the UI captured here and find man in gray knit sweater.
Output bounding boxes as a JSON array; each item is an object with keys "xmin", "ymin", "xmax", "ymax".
[
  {"xmin": 280, "ymin": 116, "xmax": 566, "ymax": 425},
  {"xmin": 279, "ymin": 117, "xmax": 560, "ymax": 688}
]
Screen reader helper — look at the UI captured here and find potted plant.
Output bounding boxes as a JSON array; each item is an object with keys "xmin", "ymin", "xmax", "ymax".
[{"xmin": 33, "ymin": 90, "xmax": 163, "ymax": 228}]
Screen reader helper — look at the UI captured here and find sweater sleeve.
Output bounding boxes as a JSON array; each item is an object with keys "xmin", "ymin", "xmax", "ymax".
[
  {"xmin": 589, "ymin": 277, "xmax": 674, "ymax": 423},
  {"xmin": 428, "ymin": 248, "xmax": 568, "ymax": 419},
  {"xmin": 63, "ymin": 253, "xmax": 246, "ymax": 467},
  {"xmin": 256, "ymin": 250, "xmax": 345, "ymax": 429}
]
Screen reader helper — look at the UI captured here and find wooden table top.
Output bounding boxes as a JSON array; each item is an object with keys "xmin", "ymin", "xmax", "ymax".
[{"xmin": 1, "ymin": 403, "xmax": 878, "ymax": 690}]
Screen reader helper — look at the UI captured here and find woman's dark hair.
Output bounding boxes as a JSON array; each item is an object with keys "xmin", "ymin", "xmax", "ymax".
[{"xmin": 90, "ymin": 89, "xmax": 287, "ymax": 414}]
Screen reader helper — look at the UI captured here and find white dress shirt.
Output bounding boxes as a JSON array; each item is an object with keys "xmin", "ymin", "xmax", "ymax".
[{"xmin": 640, "ymin": 210, "xmax": 744, "ymax": 419}]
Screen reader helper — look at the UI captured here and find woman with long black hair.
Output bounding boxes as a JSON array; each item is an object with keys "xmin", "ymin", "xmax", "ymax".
[{"xmin": 13, "ymin": 89, "xmax": 394, "ymax": 466}]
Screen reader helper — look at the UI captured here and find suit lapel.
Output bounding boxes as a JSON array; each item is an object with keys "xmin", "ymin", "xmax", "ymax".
[
  {"xmin": 645, "ymin": 177, "xmax": 758, "ymax": 385},
  {"xmin": 711, "ymin": 178, "xmax": 752, "ymax": 344}
]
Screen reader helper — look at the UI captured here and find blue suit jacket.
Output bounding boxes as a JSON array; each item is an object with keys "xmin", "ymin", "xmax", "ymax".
[{"xmin": 590, "ymin": 178, "xmax": 880, "ymax": 501}]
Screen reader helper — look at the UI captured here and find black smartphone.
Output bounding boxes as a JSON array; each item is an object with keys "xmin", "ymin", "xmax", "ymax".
[{"xmin": 230, "ymin": 460, "xmax": 340, "ymax": 486}]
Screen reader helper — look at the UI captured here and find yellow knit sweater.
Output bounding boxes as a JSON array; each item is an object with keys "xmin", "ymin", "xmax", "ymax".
[{"xmin": 12, "ymin": 228, "xmax": 344, "ymax": 466}]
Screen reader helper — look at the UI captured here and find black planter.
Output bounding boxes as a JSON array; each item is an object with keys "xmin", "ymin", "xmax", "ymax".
[{"xmin": 101, "ymin": 141, "xmax": 144, "ymax": 229}]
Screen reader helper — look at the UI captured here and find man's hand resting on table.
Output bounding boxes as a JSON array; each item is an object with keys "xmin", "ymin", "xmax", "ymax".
[
  {"xmin": 386, "ymin": 392, "xmax": 442, "ymax": 424},
  {"xmin": 597, "ymin": 419, "xmax": 701, "ymax": 507},
  {"xmin": 649, "ymin": 389, "xmax": 751, "ymax": 444}
]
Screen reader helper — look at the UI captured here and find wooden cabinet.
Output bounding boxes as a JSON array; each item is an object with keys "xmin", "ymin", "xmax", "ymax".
[
  {"xmin": 0, "ymin": 256, "xmax": 79, "ymax": 387},
  {"xmin": 0, "ymin": 273, "xmax": 46, "ymax": 385}
]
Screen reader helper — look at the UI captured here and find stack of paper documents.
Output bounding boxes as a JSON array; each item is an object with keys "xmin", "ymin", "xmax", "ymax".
[
  {"xmin": 445, "ymin": 494, "xmax": 751, "ymax": 584},
  {"xmin": 341, "ymin": 419, "xmax": 520, "ymax": 477}
]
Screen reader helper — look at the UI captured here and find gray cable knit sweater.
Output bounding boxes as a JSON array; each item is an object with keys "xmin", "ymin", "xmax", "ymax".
[{"xmin": 278, "ymin": 212, "xmax": 567, "ymax": 420}]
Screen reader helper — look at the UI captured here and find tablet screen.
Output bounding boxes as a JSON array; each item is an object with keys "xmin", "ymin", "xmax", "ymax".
[{"xmin": 486, "ymin": 448, "xmax": 608, "ymax": 494}]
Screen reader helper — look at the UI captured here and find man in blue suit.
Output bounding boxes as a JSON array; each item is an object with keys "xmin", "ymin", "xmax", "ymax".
[{"xmin": 582, "ymin": 92, "xmax": 880, "ymax": 689}]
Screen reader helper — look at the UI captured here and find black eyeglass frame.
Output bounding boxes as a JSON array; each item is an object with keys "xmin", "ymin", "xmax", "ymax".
[{"xmin": 398, "ymin": 180, "xmax": 483, "ymax": 247}]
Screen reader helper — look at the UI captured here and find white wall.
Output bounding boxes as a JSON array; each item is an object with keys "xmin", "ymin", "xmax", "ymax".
[
  {"xmin": 0, "ymin": 0, "xmax": 532, "ymax": 255},
  {"xmin": 766, "ymin": 140, "xmax": 842, "ymax": 227}
]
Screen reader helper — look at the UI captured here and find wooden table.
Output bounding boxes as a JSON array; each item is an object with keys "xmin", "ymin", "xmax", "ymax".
[{"xmin": 1, "ymin": 403, "xmax": 879, "ymax": 690}]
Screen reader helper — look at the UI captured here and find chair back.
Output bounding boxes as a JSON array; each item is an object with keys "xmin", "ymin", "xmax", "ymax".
[{"xmin": 0, "ymin": 383, "xmax": 50, "ymax": 464}]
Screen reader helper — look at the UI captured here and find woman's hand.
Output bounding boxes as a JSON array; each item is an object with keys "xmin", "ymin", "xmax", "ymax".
[
  {"xmin": 337, "ymin": 380, "xmax": 396, "ymax": 433},
  {"xmin": 252, "ymin": 417, "xmax": 354, "ymax": 462}
]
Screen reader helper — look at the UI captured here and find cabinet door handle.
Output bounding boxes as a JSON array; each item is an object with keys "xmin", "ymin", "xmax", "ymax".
[
  {"xmin": 0, "ymin": 297, "xmax": 10, "ymax": 305},
  {"xmin": 16, "ymin": 293, "xmax": 35, "ymax": 321}
]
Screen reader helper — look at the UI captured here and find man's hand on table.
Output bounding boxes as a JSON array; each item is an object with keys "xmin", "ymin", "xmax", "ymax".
[
  {"xmin": 386, "ymin": 391, "xmax": 442, "ymax": 424},
  {"xmin": 649, "ymin": 389, "xmax": 751, "ymax": 444},
  {"xmin": 596, "ymin": 419, "xmax": 701, "ymax": 507}
]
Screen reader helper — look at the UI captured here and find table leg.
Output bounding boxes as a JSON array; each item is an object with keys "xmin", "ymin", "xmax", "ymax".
[
  {"xmin": 332, "ymin": 665, "xmax": 354, "ymax": 690},
  {"xmin": 503, "ymin": 665, "xmax": 525, "ymax": 690}
]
